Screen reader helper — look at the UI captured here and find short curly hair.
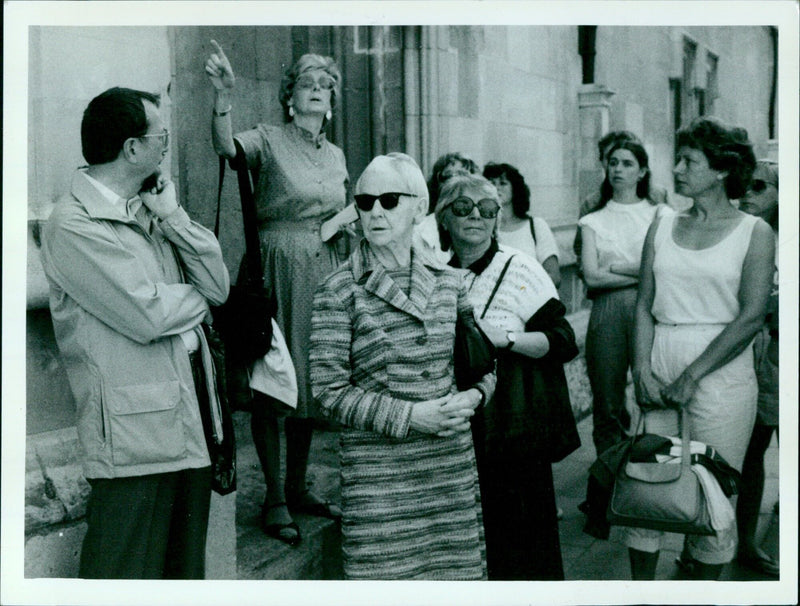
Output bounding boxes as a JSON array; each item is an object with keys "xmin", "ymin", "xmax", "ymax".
[
  {"xmin": 482, "ymin": 162, "xmax": 531, "ymax": 219},
  {"xmin": 279, "ymin": 53, "xmax": 342, "ymax": 124},
  {"xmin": 676, "ymin": 117, "xmax": 755, "ymax": 200}
]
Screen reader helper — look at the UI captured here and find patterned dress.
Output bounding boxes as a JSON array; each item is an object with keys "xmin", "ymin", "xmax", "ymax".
[
  {"xmin": 234, "ymin": 121, "xmax": 349, "ymax": 417},
  {"xmin": 310, "ymin": 241, "xmax": 495, "ymax": 579}
]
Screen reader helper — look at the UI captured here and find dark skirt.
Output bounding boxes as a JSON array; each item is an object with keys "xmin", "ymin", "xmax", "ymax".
[{"xmin": 473, "ymin": 420, "xmax": 564, "ymax": 580}]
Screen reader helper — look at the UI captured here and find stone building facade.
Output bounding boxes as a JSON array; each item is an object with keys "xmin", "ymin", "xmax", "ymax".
[{"xmin": 22, "ymin": 24, "xmax": 778, "ymax": 578}]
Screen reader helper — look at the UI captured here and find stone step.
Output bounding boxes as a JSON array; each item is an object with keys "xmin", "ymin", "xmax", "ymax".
[{"xmin": 232, "ymin": 411, "xmax": 344, "ymax": 580}]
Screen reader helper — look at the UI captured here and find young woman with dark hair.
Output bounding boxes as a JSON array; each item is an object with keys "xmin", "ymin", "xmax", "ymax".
[{"xmin": 483, "ymin": 162, "xmax": 561, "ymax": 287}]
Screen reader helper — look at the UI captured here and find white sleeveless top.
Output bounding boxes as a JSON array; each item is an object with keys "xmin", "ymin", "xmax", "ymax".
[
  {"xmin": 652, "ymin": 213, "xmax": 759, "ymax": 325},
  {"xmin": 579, "ymin": 200, "xmax": 669, "ymax": 269}
]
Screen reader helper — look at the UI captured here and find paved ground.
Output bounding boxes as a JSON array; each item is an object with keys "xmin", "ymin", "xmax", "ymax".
[
  {"xmin": 234, "ymin": 408, "xmax": 780, "ymax": 582},
  {"xmin": 554, "ymin": 413, "xmax": 780, "ymax": 581}
]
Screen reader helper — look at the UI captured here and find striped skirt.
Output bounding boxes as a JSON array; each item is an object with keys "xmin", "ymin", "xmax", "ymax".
[{"xmin": 339, "ymin": 429, "xmax": 485, "ymax": 580}]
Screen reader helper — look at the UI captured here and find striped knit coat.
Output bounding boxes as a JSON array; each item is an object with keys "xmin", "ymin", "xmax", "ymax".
[{"xmin": 310, "ymin": 241, "xmax": 495, "ymax": 579}]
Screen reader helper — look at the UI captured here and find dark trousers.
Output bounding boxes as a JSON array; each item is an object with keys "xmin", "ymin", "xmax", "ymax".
[
  {"xmin": 473, "ymin": 427, "xmax": 564, "ymax": 580},
  {"xmin": 79, "ymin": 466, "xmax": 212, "ymax": 579},
  {"xmin": 585, "ymin": 287, "xmax": 637, "ymax": 455}
]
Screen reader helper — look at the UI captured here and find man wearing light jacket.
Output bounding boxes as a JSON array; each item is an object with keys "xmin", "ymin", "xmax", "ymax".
[{"xmin": 41, "ymin": 87, "xmax": 230, "ymax": 579}]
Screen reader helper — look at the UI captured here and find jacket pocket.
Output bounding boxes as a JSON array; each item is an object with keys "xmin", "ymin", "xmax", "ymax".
[
  {"xmin": 77, "ymin": 367, "xmax": 109, "ymax": 460},
  {"xmin": 107, "ymin": 380, "xmax": 186, "ymax": 466}
]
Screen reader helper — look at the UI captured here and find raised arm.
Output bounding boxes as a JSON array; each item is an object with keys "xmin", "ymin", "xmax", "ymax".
[
  {"xmin": 660, "ymin": 219, "xmax": 775, "ymax": 408},
  {"xmin": 205, "ymin": 39, "xmax": 237, "ymax": 159}
]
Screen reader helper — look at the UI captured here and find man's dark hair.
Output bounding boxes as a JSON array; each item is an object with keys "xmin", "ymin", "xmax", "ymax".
[{"xmin": 81, "ymin": 87, "xmax": 160, "ymax": 165}]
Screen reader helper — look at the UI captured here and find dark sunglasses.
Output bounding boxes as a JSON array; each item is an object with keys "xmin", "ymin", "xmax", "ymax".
[
  {"xmin": 354, "ymin": 192, "xmax": 414, "ymax": 212},
  {"xmin": 449, "ymin": 197, "xmax": 500, "ymax": 219},
  {"xmin": 749, "ymin": 179, "xmax": 773, "ymax": 193}
]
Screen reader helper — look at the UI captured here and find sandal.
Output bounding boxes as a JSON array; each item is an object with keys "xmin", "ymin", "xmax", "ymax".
[
  {"xmin": 287, "ymin": 489, "xmax": 342, "ymax": 520},
  {"xmin": 261, "ymin": 502, "xmax": 301, "ymax": 547},
  {"xmin": 737, "ymin": 550, "xmax": 779, "ymax": 577}
]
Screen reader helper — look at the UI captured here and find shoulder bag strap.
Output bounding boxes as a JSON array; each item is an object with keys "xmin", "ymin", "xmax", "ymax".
[
  {"xmin": 214, "ymin": 156, "xmax": 225, "ymax": 238},
  {"xmin": 236, "ymin": 161, "xmax": 264, "ymax": 287},
  {"xmin": 214, "ymin": 153, "xmax": 265, "ymax": 288},
  {"xmin": 528, "ymin": 216, "xmax": 536, "ymax": 245},
  {"xmin": 479, "ymin": 255, "xmax": 515, "ymax": 319}
]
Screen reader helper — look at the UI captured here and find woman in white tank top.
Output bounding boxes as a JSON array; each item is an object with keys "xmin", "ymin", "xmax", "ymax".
[{"xmin": 627, "ymin": 118, "xmax": 775, "ymax": 580}]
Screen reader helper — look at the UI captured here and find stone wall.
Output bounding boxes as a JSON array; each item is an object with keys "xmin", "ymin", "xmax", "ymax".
[{"xmin": 21, "ymin": 24, "xmax": 776, "ymax": 580}]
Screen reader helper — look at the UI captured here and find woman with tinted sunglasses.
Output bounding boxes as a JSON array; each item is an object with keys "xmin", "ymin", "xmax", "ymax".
[
  {"xmin": 736, "ymin": 159, "xmax": 780, "ymax": 577},
  {"xmin": 206, "ymin": 41, "xmax": 352, "ymax": 546},
  {"xmin": 437, "ymin": 173, "xmax": 579, "ymax": 579},
  {"xmin": 413, "ymin": 152, "xmax": 480, "ymax": 265},
  {"xmin": 310, "ymin": 154, "xmax": 494, "ymax": 579}
]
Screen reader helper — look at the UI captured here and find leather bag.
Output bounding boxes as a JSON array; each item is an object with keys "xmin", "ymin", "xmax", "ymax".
[
  {"xmin": 453, "ymin": 255, "xmax": 514, "ymax": 391},
  {"xmin": 453, "ymin": 309, "xmax": 496, "ymax": 390},
  {"xmin": 211, "ymin": 155, "xmax": 275, "ymax": 365},
  {"xmin": 200, "ymin": 324, "xmax": 237, "ymax": 495},
  {"xmin": 607, "ymin": 408, "xmax": 714, "ymax": 535}
]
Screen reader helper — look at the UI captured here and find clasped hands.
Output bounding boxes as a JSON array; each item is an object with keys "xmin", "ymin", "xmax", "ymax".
[
  {"xmin": 634, "ymin": 367, "xmax": 699, "ymax": 411},
  {"xmin": 410, "ymin": 389, "xmax": 482, "ymax": 437}
]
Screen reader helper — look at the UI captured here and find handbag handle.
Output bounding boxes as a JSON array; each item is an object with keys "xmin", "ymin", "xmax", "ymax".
[{"xmin": 634, "ymin": 407, "xmax": 692, "ymax": 469}]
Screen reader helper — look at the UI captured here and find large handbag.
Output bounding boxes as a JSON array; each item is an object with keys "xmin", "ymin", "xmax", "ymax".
[
  {"xmin": 607, "ymin": 408, "xmax": 714, "ymax": 535},
  {"xmin": 211, "ymin": 155, "xmax": 275, "ymax": 365},
  {"xmin": 493, "ymin": 350, "xmax": 580, "ymax": 463}
]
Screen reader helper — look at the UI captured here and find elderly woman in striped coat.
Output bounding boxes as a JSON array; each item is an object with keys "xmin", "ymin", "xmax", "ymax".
[{"xmin": 310, "ymin": 153, "xmax": 495, "ymax": 579}]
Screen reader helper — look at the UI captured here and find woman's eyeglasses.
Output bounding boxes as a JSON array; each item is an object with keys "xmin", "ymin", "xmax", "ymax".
[
  {"xmin": 749, "ymin": 179, "xmax": 773, "ymax": 193},
  {"xmin": 449, "ymin": 197, "xmax": 500, "ymax": 219},
  {"xmin": 139, "ymin": 128, "xmax": 169, "ymax": 148},
  {"xmin": 295, "ymin": 75, "xmax": 336, "ymax": 91},
  {"xmin": 354, "ymin": 192, "xmax": 413, "ymax": 212}
]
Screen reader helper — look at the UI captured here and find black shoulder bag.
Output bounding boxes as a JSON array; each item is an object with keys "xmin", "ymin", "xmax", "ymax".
[
  {"xmin": 452, "ymin": 256, "xmax": 514, "ymax": 390},
  {"xmin": 211, "ymin": 155, "xmax": 276, "ymax": 364}
]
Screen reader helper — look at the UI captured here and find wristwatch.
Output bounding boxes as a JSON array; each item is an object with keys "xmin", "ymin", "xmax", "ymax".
[{"xmin": 505, "ymin": 331, "xmax": 517, "ymax": 350}]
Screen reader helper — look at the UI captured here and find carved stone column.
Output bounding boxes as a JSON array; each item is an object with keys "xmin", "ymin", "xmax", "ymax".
[{"xmin": 577, "ymin": 84, "xmax": 616, "ymax": 203}]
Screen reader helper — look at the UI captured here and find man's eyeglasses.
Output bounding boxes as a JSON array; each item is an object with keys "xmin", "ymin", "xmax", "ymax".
[
  {"xmin": 354, "ymin": 192, "xmax": 413, "ymax": 212},
  {"xmin": 295, "ymin": 74, "xmax": 337, "ymax": 91},
  {"xmin": 449, "ymin": 197, "xmax": 500, "ymax": 219},
  {"xmin": 749, "ymin": 179, "xmax": 774, "ymax": 193},
  {"xmin": 139, "ymin": 128, "xmax": 169, "ymax": 148}
]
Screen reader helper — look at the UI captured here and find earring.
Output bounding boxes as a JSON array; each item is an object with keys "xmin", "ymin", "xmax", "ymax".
[
  {"xmin": 325, "ymin": 110, "xmax": 332, "ymax": 121},
  {"xmin": 289, "ymin": 106, "xmax": 295, "ymax": 118}
]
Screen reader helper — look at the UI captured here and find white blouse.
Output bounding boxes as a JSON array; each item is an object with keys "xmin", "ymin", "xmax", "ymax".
[{"xmin": 578, "ymin": 200, "xmax": 670, "ymax": 269}]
